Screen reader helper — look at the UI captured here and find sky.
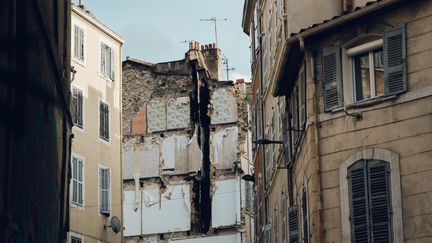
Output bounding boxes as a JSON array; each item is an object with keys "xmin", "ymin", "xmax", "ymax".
[{"xmin": 76, "ymin": 0, "xmax": 252, "ymax": 81}]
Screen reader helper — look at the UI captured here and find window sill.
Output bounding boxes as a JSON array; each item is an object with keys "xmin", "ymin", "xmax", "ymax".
[{"xmin": 330, "ymin": 94, "xmax": 398, "ymax": 114}]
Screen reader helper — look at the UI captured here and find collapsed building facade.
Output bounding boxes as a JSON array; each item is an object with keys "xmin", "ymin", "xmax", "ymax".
[{"xmin": 122, "ymin": 42, "xmax": 253, "ymax": 243}]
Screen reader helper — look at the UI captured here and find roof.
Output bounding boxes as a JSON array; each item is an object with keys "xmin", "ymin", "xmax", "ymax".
[
  {"xmin": 124, "ymin": 56, "xmax": 154, "ymax": 67},
  {"xmin": 72, "ymin": 4, "xmax": 125, "ymax": 44},
  {"xmin": 272, "ymin": 0, "xmax": 407, "ymax": 96}
]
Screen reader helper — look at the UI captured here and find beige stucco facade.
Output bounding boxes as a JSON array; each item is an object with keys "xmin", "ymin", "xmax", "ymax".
[
  {"xmin": 70, "ymin": 4, "xmax": 124, "ymax": 243},
  {"xmin": 243, "ymin": 0, "xmax": 432, "ymax": 242}
]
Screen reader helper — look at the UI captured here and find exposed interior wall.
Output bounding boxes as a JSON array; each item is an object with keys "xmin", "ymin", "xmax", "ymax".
[{"xmin": 122, "ymin": 42, "xmax": 250, "ymax": 242}]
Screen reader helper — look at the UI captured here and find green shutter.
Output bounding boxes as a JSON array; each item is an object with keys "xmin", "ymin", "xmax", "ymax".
[
  {"xmin": 322, "ymin": 47, "xmax": 342, "ymax": 111},
  {"xmin": 384, "ymin": 25, "xmax": 406, "ymax": 95},
  {"xmin": 288, "ymin": 206, "xmax": 299, "ymax": 243}
]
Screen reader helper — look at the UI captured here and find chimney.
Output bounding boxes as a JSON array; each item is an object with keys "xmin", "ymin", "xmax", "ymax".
[
  {"xmin": 78, "ymin": 0, "xmax": 85, "ymax": 8},
  {"xmin": 200, "ymin": 43, "xmax": 221, "ymax": 80},
  {"xmin": 344, "ymin": 0, "xmax": 353, "ymax": 11}
]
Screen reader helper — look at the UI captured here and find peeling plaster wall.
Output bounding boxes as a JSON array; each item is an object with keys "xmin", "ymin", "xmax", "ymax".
[
  {"xmin": 211, "ymin": 179, "xmax": 241, "ymax": 228},
  {"xmin": 122, "ymin": 46, "xmax": 251, "ymax": 241},
  {"xmin": 123, "ymin": 184, "xmax": 191, "ymax": 236},
  {"xmin": 169, "ymin": 233, "xmax": 242, "ymax": 243},
  {"xmin": 210, "ymin": 127, "xmax": 239, "ymax": 170}
]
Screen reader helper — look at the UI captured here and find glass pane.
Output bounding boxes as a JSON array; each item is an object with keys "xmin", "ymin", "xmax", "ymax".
[
  {"xmin": 374, "ymin": 49, "xmax": 385, "ymax": 97},
  {"xmin": 78, "ymin": 183, "xmax": 82, "ymax": 204},
  {"xmin": 354, "ymin": 53, "xmax": 371, "ymax": 101},
  {"xmin": 73, "ymin": 181, "xmax": 77, "ymax": 202}
]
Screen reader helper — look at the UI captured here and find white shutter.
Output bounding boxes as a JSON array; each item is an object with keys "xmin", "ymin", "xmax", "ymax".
[
  {"xmin": 100, "ymin": 168, "xmax": 110, "ymax": 214},
  {"xmin": 101, "ymin": 44, "xmax": 106, "ymax": 76},
  {"xmin": 109, "ymin": 47, "xmax": 115, "ymax": 80}
]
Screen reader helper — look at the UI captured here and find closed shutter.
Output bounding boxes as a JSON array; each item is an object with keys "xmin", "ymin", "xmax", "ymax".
[
  {"xmin": 299, "ymin": 67, "xmax": 306, "ymax": 128},
  {"xmin": 384, "ymin": 25, "xmax": 406, "ymax": 95},
  {"xmin": 72, "ymin": 89, "xmax": 78, "ymax": 125},
  {"xmin": 77, "ymin": 90, "xmax": 83, "ymax": 127},
  {"xmin": 99, "ymin": 102, "xmax": 104, "ymax": 138},
  {"xmin": 264, "ymin": 224, "xmax": 272, "ymax": 243},
  {"xmin": 368, "ymin": 161, "xmax": 391, "ymax": 242},
  {"xmin": 100, "ymin": 168, "xmax": 110, "ymax": 214},
  {"xmin": 322, "ymin": 47, "xmax": 342, "ymax": 111},
  {"xmin": 348, "ymin": 160, "xmax": 391, "ymax": 243},
  {"xmin": 99, "ymin": 102, "xmax": 109, "ymax": 141},
  {"xmin": 302, "ymin": 189, "xmax": 309, "ymax": 243},
  {"xmin": 288, "ymin": 206, "xmax": 299, "ymax": 243},
  {"xmin": 72, "ymin": 157, "xmax": 78, "ymax": 203},
  {"xmin": 281, "ymin": 99, "xmax": 291, "ymax": 166}
]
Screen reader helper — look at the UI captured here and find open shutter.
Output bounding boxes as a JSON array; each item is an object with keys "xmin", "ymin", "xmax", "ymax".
[
  {"xmin": 322, "ymin": 47, "xmax": 342, "ymax": 111},
  {"xmin": 99, "ymin": 102, "xmax": 104, "ymax": 138},
  {"xmin": 281, "ymin": 99, "xmax": 291, "ymax": 166},
  {"xmin": 77, "ymin": 90, "xmax": 83, "ymax": 127},
  {"xmin": 368, "ymin": 161, "xmax": 391, "ymax": 242},
  {"xmin": 72, "ymin": 89, "xmax": 78, "ymax": 125},
  {"xmin": 349, "ymin": 160, "xmax": 369, "ymax": 242},
  {"xmin": 100, "ymin": 44, "xmax": 106, "ymax": 75},
  {"xmin": 109, "ymin": 47, "xmax": 115, "ymax": 80},
  {"xmin": 384, "ymin": 25, "xmax": 406, "ymax": 95},
  {"xmin": 288, "ymin": 206, "xmax": 299, "ymax": 243},
  {"xmin": 105, "ymin": 105, "xmax": 110, "ymax": 140}
]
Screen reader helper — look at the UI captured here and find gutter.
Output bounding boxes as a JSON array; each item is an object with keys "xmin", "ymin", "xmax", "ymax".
[{"xmin": 271, "ymin": 0, "xmax": 404, "ymax": 96}]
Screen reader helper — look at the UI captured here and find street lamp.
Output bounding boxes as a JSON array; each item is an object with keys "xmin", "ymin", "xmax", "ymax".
[
  {"xmin": 241, "ymin": 174, "xmax": 255, "ymax": 182},
  {"xmin": 252, "ymin": 138, "xmax": 283, "ymax": 145}
]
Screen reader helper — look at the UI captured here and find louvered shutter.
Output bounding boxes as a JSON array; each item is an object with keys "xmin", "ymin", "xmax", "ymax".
[
  {"xmin": 349, "ymin": 160, "xmax": 369, "ymax": 242},
  {"xmin": 72, "ymin": 89, "xmax": 78, "ymax": 125},
  {"xmin": 322, "ymin": 47, "xmax": 342, "ymax": 111},
  {"xmin": 72, "ymin": 157, "xmax": 78, "ymax": 203},
  {"xmin": 281, "ymin": 100, "xmax": 291, "ymax": 166},
  {"xmin": 74, "ymin": 26, "xmax": 79, "ymax": 58},
  {"xmin": 100, "ymin": 168, "xmax": 110, "ymax": 214},
  {"xmin": 264, "ymin": 224, "xmax": 272, "ymax": 243},
  {"xmin": 101, "ymin": 44, "xmax": 106, "ymax": 75},
  {"xmin": 384, "ymin": 25, "xmax": 406, "ymax": 95},
  {"xmin": 288, "ymin": 206, "xmax": 299, "ymax": 243},
  {"xmin": 99, "ymin": 102, "xmax": 104, "ymax": 138},
  {"xmin": 77, "ymin": 90, "xmax": 83, "ymax": 127},
  {"xmin": 105, "ymin": 104, "xmax": 110, "ymax": 140},
  {"xmin": 368, "ymin": 161, "xmax": 391, "ymax": 242},
  {"xmin": 109, "ymin": 47, "xmax": 115, "ymax": 80}
]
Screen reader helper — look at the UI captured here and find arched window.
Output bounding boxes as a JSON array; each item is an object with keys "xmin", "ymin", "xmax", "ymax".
[{"xmin": 340, "ymin": 148, "xmax": 403, "ymax": 243}]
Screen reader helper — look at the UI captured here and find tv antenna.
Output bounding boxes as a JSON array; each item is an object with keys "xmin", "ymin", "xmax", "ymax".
[
  {"xmin": 179, "ymin": 40, "xmax": 194, "ymax": 44},
  {"xmin": 222, "ymin": 55, "xmax": 235, "ymax": 81},
  {"xmin": 199, "ymin": 17, "xmax": 228, "ymax": 46}
]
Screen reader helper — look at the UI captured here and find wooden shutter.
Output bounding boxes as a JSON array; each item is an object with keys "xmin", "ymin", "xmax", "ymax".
[
  {"xmin": 368, "ymin": 161, "xmax": 391, "ymax": 242},
  {"xmin": 322, "ymin": 47, "xmax": 342, "ymax": 111},
  {"xmin": 77, "ymin": 90, "xmax": 83, "ymax": 127},
  {"xmin": 349, "ymin": 160, "xmax": 369, "ymax": 242},
  {"xmin": 302, "ymin": 189, "xmax": 309, "ymax": 243},
  {"xmin": 384, "ymin": 25, "xmax": 406, "ymax": 95},
  {"xmin": 101, "ymin": 44, "xmax": 106, "ymax": 75},
  {"xmin": 281, "ymin": 98, "xmax": 291, "ymax": 166},
  {"xmin": 105, "ymin": 104, "xmax": 110, "ymax": 140},
  {"xmin": 72, "ymin": 157, "xmax": 78, "ymax": 203},
  {"xmin": 299, "ymin": 67, "xmax": 306, "ymax": 127},
  {"xmin": 109, "ymin": 47, "xmax": 115, "ymax": 80},
  {"xmin": 72, "ymin": 89, "xmax": 78, "ymax": 125},
  {"xmin": 99, "ymin": 102, "xmax": 104, "ymax": 138},
  {"xmin": 348, "ymin": 160, "xmax": 391, "ymax": 242},
  {"xmin": 100, "ymin": 168, "xmax": 110, "ymax": 214},
  {"xmin": 288, "ymin": 206, "xmax": 299, "ymax": 243},
  {"xmin": 74, "ymin": 26, "xmax": 79, "ymax": 58},
  {"xmin": 264, "ymin": 224, "xmax": 272, "ymax": 243}
]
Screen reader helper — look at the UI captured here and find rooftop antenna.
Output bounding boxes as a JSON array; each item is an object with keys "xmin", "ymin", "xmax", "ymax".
[
  {"xmin": 222, "ymin": 55, "xmax": 235, "ymax": 81},
  {"xmin": 199, "ymin": 17, "xmax": 228, "ymax": 46},
  {"xmin": 179, "ymin": 40, "xmax": 194, "ymax": 44}
]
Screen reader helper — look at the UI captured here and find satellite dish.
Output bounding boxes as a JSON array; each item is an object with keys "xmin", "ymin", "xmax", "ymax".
[{"xmin": 109, "ymin": 216, "xmax": 122, "ymax": 234}]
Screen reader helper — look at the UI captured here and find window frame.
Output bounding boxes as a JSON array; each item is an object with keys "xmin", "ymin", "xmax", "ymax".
[
  {"xmin": 70, "ymin": 232, "xmax": 84, "ymax": 243},
  {"xmin": 72, "ymin": 24, "xmax": 86, "ymax": 65},
  {"xmin": 71, "ymin": 86, "xmax": 84, "ymax": 130},
  {"xmin": 98, "ymin": 100, "xmax": 110, "ymax": 143},
  {"xmin": 347, "ymin": 39, "xmax": 385, "ymax": 102},
  {"xmin": 98, "ymin": 165, "xmax": 111, "ymax": 215},
  {"xmin": 71, "ymin": 154, "xmax": 85, "ymax": 208},
  {"xmin": 99, "ymin": 40, "xmax": 115, "ymax": 81},
  {"xmin": 339, "ymin": 148, "xmax": 403, "ymax": 242}
]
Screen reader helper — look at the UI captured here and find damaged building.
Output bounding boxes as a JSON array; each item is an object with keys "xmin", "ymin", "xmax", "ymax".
[{"xmin": 122, "ymin": 42, "xmax": 253, "ymax": 243}]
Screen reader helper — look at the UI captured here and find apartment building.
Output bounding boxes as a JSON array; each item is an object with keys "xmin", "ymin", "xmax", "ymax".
[
  {"xmin": 121, "ymin": 42, "xmax": 251, "ymax": 243},
  {"xmin": 243, "ymin": 0, "xmax": 432, "ymax": 242},
  {"xmin": 69, "ymin": 4, "xmax": 124, "ymax": 243}
]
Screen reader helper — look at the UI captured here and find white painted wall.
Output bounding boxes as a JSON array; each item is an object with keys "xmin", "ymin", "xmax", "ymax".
[
  {"xmin": 211, "ymin": 178, "xmax": 241, "ymax": 228},
  {"xmin": 169, "ymin": 233, "xmax": 242, "ymax": 243}
]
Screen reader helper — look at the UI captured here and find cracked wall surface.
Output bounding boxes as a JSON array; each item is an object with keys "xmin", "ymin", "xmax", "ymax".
[{"xmin": 122, "ymin": 42, "xmax": 250, "ymax": 243}]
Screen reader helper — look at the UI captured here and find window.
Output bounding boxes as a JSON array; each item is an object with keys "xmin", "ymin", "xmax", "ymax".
[
  {"xmin": 73, "ymin": 25, "xmax": 84, "ymax": 62},
  {"xmin": 352, "ymin": 49, "xmax": 384, "ymax": 101},
  {"xmin": 99, "ymin": 167, "xmax": 110, "ymax": 215},
  {"xmin": 274, "ymin": 207, "xmax": 279, "ymax": 243},
  {"xmin": 340, "ymin": 148, "xmax": 404, "ymax": 243},
  {"xmin": 302, "ymin": 188, "xmax": 309, "ymax": 243},
  {"xmin": 71, "ymin": 236, "xmax": 82, "ymax": 243},
  {"xmin": 322, "ymin": 25, "xmax": 406, "ymax": 111},
  {"xmin": 99, "ymin": 101, "xmax": 110, "ymax": 141},
  {"xmin": 348, "ymin": 160, "xmax": 391, "ymax": 242},
  {"xmin": 72, "ymin": 88, "xmax": 83, "ymax": 128},
  {"xmin": 71, "ymin": 156, "xmax": 84, "ymax": 206},
  {"xmin": 100, "ymin": 42, "xmax": 115, "ymax": 80},
  {"xmin": 288, "ymin": 206, "xmax": 299, "ymax": 243},
  {"xmin": 281, "ymin": 193, "xmax": 287, "ymax": 243}
]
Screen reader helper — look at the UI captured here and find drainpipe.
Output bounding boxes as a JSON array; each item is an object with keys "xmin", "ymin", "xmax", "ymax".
[{"xmin": 299, "ymin": 36, "xmax": 324, "ymax": 243}]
